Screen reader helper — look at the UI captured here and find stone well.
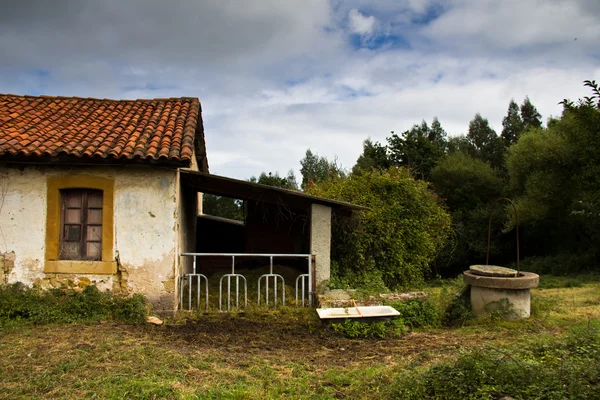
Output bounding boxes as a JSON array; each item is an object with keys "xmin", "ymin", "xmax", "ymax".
[{"xmin": 463, "ymin": 265, "xmax": 539, "ymax": 320}]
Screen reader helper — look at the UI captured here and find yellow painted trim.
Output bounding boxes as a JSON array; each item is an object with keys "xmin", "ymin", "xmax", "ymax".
[
  {"xmin": 44, "ymin": 260, "xmax": 117, "ymax": 274},
  {"xmin": 45, "ymin": 175, "xmax": 115, "ymax": 273}
]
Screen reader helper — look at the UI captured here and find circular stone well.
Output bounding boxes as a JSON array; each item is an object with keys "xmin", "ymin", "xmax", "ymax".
[{"xmin": 464, "ymin": 265, "xmax": 539, "ymax": 320}]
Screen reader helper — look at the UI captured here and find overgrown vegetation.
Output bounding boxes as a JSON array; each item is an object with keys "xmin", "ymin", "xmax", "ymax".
[
  {"xmin": 306, "ymin": 167, "xmax": 452, "ymax": 290},
  {"xmin": 1, "ymin": 281, "xmax": 598, "ymax": 399},
  {"xmin": 393, "ymin": 321, "xmax": 600, "ymax": 400},
  {"xmin": 0, "ymin": 284, "xmax": 147, "ymax": 326},
  {"xmin": 330, "ymin": 318, "xmax": 396, "ymax": 338}
]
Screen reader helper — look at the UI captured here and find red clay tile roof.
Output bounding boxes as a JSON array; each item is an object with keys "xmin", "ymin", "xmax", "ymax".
[{"xmin": 0, "ymin": 94, "xmax": 203, "ymax": 167}]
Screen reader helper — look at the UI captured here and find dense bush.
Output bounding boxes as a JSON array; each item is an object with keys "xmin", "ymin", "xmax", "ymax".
[
  {"xmin": 306, "ymin": 167, "xmax": 452, "ymax": 290},
  {"xmin": 0, "ymin": 284, "xmax": 147, "ymax": 326},
  {"xmin": 390, "ymin": 298, "xmax": 439, "ymax": 329},
  {"xmin": 393, "ymin": 322, "xmax": 600, "ymax": 399}
]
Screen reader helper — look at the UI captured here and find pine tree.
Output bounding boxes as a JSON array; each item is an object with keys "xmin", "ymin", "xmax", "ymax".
[
  {"xmin": 520, "ymin": 96, "xmax": 543, "ymax": 130},
  {"xmin": 467, "ymin": 113, "xmax": 504, "ymax": 169},
  {"xmin": 501, "ymin": 100, "xmax": 525, "ymax": 147}
]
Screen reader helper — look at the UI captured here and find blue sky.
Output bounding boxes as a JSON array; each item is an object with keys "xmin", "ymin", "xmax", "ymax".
[{"xmin": 1, "ymin": 0, "xmax": 599, "ymax": 179}]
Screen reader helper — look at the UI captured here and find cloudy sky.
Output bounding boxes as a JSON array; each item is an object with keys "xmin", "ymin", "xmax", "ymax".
[{"xmin": 1, "ymin": 0, "xmax": 599, "ymax": 179}]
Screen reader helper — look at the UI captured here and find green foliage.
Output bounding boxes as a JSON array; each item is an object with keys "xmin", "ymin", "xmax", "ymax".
[
  {"xmin": 248, "ymin": 170, "xmax": 298, "ymax": 190},
  {"xmin": 306, "ymin": 167, "xmax": 452, "ymax": 289},
  {"xmin": 387, "ymin": 118, "xmax": 447, "ymax": 180},
  {"xmin": 446, "ymin": 134, "xmax": 477, "ymax": 157},
  {"xmin": 431, "ymin": 153, "xmax": 505, "ymax": 271},
  {"xmin": 393, "ymin": 322, "xmax": 600, "ymax": 399},
  {"xmin": 299, "ymin": 149, "xmax": 345, "ymax": 189},
  {"xmin": 390, "ymin": 298, "xmax": 439, "ymax": 329},
  {"xmin": 432, "ymin": 153, "xmax": 504, "ymax": 210},
  {"xmin": 353, "ymin": 138, "xmax": 391, "ymax": 174},
  {"xmin": 330, "ymin": 318, "xmax": 400, "ymax": 338},
  {"xmin": 467, "ymin": 113, "xmax": 505, "ymax": 170},
  {"xmin": 0, "ymin": 284, "xmax": 147, "ymax": 326},
  {"xmin": 506, "ymin": 98, "xmax": 600, "ymax": 262},
  {"xmin": 520, "ymin": 95, "xmax": 543, "ymax": 130},
  {"xmin": 202, "ymin": 194, "xmax": 244, "ymax": 221},
  {"xmin": 518, "ymin": 254, "xmax": 596, "ymax": 276},
  {"xmin": 441, "ymin": 289, "xmax": 473, "ymax": 327},
  {"xmin": 501, "ymin": 99, "xmax": 525, "ymax": 147}
]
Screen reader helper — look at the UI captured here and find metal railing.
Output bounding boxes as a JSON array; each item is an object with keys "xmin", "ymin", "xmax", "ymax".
[
  {"xmin": 180, "ymin": 273, "xmax": 209, "ymax": 312},
  {"xmin": 179, "ymin": 253, "xmax": 313, "ymax": 311},
  {"xmin": 258, "ymin": 256, "xmax": 285, "ymax": 306},
  {"xmin": 295, "ymin": 274, "xmax": 310, "ymax": 307}
]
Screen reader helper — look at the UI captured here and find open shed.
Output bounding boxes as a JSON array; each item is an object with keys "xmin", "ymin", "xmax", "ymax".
[{"xmin": 179, "ymin": 170, "xmax": 365, "ymax": 296}]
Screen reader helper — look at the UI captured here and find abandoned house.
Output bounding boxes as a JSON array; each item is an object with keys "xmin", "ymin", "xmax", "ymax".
[{"xmin": 0, "ymin": 94, "xmax": 363, "ymax": 312}]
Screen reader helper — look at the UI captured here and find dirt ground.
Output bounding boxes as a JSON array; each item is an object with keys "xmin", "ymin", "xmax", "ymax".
[{"xmin": 158, "ymin": 313, "xmax": 531, "ymax": 368}]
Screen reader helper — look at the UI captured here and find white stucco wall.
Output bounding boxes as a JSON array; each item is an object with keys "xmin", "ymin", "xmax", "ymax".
[
  {"xmin": 0, "ymin": 164, "xmax": 181, "ymax": 311},
  {"xmin": 310, "ymin": 203, "xmax": 332, "ymax": 291}
]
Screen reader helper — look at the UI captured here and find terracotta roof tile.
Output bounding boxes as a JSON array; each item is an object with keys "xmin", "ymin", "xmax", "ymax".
[{"xmin": 0, "ymin": 94, "xmax": 202, "ymax": 166}]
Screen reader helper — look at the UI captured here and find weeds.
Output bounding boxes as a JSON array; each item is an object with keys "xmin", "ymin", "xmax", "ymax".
[
  {"xmin": 392, "ymin": 321, "xmax": 600, "ymax": 399},
  {"xmin": 390, "ymin": 298, "xmax": 439, "ymax": 329},
  {"xmin": 332, "ymin": 319, "xmax": 390, "ymax": 338},
  {"xmin": 0, "ymin": 283, "xmax": 147, "ymax": 326}
]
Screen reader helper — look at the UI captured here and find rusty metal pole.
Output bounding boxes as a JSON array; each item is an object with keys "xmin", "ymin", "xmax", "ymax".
[{"xmin": 486, "ymin": 197, "xmax": 520, "ymax": 274}]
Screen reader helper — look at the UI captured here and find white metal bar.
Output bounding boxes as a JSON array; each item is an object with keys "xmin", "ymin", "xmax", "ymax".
[
  {"xmin": 302, "ymin": 275, "xmax": 305, "ymax": 306},
  {"xmin": 181, "ymin": 252, "xmax": 311, "ymax": 258},
  {"xmin": 307, "ymin": 257, "xmax": 312, "ymax": 306},
  {"xmin": 182, "ymin": 252, "xmax": 312, "ymax": 311},
  {"xmin": 188, "ymin": 276, "xmax": 192, "ymax": 311}
]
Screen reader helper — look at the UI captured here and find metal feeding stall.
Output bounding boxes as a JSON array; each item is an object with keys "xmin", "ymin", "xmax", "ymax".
[{"xmin": 179, "ymin": 252, "xmax": 313, "ymax": 312}]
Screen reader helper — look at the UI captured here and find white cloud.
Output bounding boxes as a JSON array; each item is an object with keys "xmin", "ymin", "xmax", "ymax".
[
  {"xmin": 0, "ymin": 0, "xmax": 599, "ymax": 180},
  {"xmin": 348, "ymin": 9, "xmax": 377, "ymax": 35}
]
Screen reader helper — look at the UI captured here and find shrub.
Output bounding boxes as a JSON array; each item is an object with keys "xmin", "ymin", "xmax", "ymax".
[
  {"xmin": 330, "ymin": 318, "xmax": 404, "ymax": 338},
  {"xmin": 390, "ymin": 298, "xmax": 439, "ymax": 329},
  {"xmin": 306, "ymin": 167, "xmax": 452, "ymax": 290},
  {"xmin": 441, "ymin": 287, "xmax": 473, "ymax": 327},
  {"xmin": 392, "ymin": 322, "xmax": 600, "ymax": 399},
  {"xmin": 0, "ymin": 283, "xmax": 147, "ymax": 326}
]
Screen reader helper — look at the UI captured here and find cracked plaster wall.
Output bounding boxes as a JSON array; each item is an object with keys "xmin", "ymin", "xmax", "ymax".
[{"xmin": 0, "ymin": 165, "xmax": 182, "ymax": 311}]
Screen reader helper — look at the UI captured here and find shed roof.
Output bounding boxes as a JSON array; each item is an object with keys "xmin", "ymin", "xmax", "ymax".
[
  {"xmin": 181, "ymin": 170, "xmax": 366, "ymax": 213},
  {"xmin": 0, "ymin": 94, "xmax": 207, "ymax": 168}
]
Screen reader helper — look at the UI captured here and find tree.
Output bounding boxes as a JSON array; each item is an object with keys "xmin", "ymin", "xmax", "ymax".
[
  {"xmin": 249, "ymin": 170, "xmax": 298, "ymax": 190},
  {"xmin": 306, "ymin": 167, "xmax": 452, "ymax": 289},
  {"xmin": 202, "ymin": 194, "xmax": 244, "ymax": 221},
  {"xmin": 429, "ymin": 117, "xmax": 447, "ymax": 149},
  {"xmin": 387, "ymin": 118, "xmax": 447, "ymax": 180},
  {"xmin": 353, "ymin": 138, "xmax": 390, "ymax": 174},
  {"xmin": 299, "ymin": 149, "xmax": 344, "ymax": 189},
  {"xmin": 506, "ymin": 87, "xmax": 600, "ymax": 266},
  {"xmin": 446, "ymin": 135, "xmax": 477, "ymax": 157},
  {"xmin": 501, "ymin": 100, "xmax": 525, "ymax": 147},
  {"xmin": 467, "ymin": 113, "xmax": 504, "ymax": 169},
  {"xmin": 431, "ymin": 153, "xmax": 505, "ymax": 272},
  {"xmin": 520, "ymin": 96, "xmax": 543, "ymax": 130}
]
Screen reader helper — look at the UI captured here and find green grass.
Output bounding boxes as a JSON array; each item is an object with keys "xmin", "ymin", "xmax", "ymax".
[{"xmin": 0, "ymin": 277, "xmax": 599, "ymax": 399}]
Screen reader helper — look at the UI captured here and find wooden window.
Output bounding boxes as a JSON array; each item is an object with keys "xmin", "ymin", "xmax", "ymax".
[{"xmin": 60, "ymin": 189, "xmax": 103, "ymax": 261}]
